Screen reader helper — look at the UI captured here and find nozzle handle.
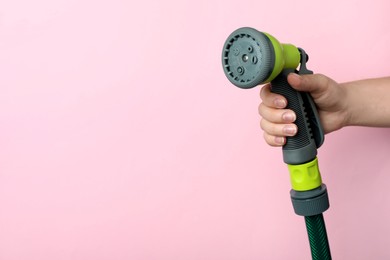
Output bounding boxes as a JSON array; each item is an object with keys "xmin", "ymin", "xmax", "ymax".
[{"xmin": 271, "ymin": 69, "xmax": 320, "ymax": 164}]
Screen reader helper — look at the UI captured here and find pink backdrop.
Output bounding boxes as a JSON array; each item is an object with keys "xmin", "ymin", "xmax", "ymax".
[{"xmin": 1, "ymin": 0, "xmax": 390, "ymax": 259}]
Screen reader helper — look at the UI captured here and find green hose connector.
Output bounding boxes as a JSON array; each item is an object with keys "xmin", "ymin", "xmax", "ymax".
[
  {"xmin": 289, "ymin": 158, "xmax": 332, "ymax": 259},
  {"xmin": 288, "ymin": 157, "xmax": 322, "ymax": 191}
]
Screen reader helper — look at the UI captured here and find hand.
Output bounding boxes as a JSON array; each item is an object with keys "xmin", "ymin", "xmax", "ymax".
[{"xmin": 258, "ymin": 73, "xmax": 349, "ymax": 146}]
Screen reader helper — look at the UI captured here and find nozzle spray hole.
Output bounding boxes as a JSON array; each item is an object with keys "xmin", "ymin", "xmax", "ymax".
[
  {"xmin": 242, "ymin": 54, "xmax": 249, "ymax": 62},
  {"xmin": 237, "ymin": 66, "xmax": 245, "ymax": 75},
  {"xmin": 247, "ymin": 46, "xmax": 253, "ymax": 52},
  {"xmin": 252, "ymin": 56, "xmax": 258, "ymax": 64}
]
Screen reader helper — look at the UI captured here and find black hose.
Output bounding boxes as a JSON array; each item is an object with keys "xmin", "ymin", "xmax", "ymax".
[{"xmin": 305, "ymin": 214, "xmax": 332, "ymax": 260}]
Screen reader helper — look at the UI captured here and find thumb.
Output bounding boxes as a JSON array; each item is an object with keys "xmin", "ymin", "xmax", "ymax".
[{"xmin": 287, "ymin": 73, "xmax": 330, "ymax": 96}]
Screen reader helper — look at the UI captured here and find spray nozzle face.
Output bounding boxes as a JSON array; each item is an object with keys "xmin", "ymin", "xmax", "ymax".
[
  {"xmin": 222, "ymin": 27, "xmax": 274, "ymax": 89},
  {"xmin": 222, "ymin": 27, "xmax": 301, "ymax": 89}
]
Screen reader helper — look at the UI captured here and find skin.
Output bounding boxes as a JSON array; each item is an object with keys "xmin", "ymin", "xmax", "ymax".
[{"xmin": 258, "ymin": 73, "xmax": 390, "ymax": 146}]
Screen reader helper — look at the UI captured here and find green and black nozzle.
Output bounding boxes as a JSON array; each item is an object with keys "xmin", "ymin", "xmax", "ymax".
[
  {"xmin": 222, "ymin": 27, "xmax": 325, "ymax": 165},
  {"xmin": 222, "ymin": 27, "xmax": 332, "ymax": 260},
  {"xmin": 222, "ymin": 27, "xmax": 300, "ymax": 88}
]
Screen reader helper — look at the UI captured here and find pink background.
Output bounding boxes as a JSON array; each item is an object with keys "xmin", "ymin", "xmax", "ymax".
[{"xmin": 1, "ymin": 0, "xmax": 390, "ymax": 259}]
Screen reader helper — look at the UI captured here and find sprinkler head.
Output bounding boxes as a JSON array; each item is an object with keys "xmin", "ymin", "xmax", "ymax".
[{"xmin": 222, "ymin": 27, "xmax": 301, "ymax": 89}]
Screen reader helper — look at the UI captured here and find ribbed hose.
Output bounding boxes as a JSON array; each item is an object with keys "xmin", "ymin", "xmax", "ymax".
[{"xmin": 305, "ymin": 214, "xmax": 332, "ymax": 260}]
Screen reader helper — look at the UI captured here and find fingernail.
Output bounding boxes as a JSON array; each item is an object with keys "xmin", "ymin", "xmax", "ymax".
[
  {"xmin": 275, "ymin": 137, "xmax": 285, "ymax": 145},
  {"xmin": 283, "ymin": 126, "xmax": 297, "ymax": 135},
  {"xmin": 274, "ymin": 99, "xmax": 286, "ymax": 108},
  {"xmin": 282, "ymin": 112, "xmax": 296, "ymax": 122}
]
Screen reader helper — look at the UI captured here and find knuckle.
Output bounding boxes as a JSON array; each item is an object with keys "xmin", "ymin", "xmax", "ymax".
[
  {"xmin": 258, "ymin": 103, "xmax": 263, "ymax": 116},
  {"xmin": 259, "ymin": 84, "xmax": 270, "ymax": 99},
  {"xmin": 316, "ymin": 73, "xmax": 330, "ymax": 85},
  {"xmin": 258, "ymin": 103, "xmax": 268, "ymax": 118},
  {"xmin": 263, "ymin": 132, "xmax": 274, "ymax": 146},
  {"xmin": 264, "ymin": 132, "xmax": 281, "ymax": 147},
  {"xmin": 260, "ymin": 119, "xmax": 266, "ymax": 130},
  {"xmin": 270, "ymin": 124, "xmax": 279, "ymax": 135}
]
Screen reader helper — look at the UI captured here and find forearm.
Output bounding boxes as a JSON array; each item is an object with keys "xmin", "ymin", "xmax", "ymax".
[{"xmin": 343, "ymin": 77, "xmax": 390, "ymax": 127}]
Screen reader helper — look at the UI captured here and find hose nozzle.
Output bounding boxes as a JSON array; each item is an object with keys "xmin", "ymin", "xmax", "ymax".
[{"xmin": 222, "ymin": 27, "xmax": 301, "ymax": 89}]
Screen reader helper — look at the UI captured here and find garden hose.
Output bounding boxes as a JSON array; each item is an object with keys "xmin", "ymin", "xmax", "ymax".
[{"xmin": 305, "ymin": 214, "xmax": 331, "ymax": 260}]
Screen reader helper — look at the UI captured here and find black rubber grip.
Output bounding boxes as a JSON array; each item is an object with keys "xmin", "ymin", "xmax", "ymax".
[{"xmin": 270, "ymin": 69, "xmax": 317, "ymax": 165}]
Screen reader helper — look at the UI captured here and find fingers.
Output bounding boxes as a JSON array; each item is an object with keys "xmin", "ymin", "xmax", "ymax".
[
  {"xmin": 287, "ymin": 73, "xmax": 330, "ymax": 97},
  {"xmin": 259, "ymin": 83, "xmax": 298, "ymax": 147},
  {"xmin": 263, "ymin": 132, "xmax": 286, "ymax": 147},
  {"xmin": 260, "ymin": 84, "xmax": 287, "ymax": 108},
  {"xmin": 260, "ymin": 73, "xmax": 336, "ymax": 147},
  {"xmin": 260, "ymin": 119, "xmax": 297, "ymax": 137},
  {"xmin": 261, "ymin": 119, "xmax": 299, "ymax": 146},
  {"xmin": 258, "ymin": 103, "xmax": 296, "ymax": 124}
]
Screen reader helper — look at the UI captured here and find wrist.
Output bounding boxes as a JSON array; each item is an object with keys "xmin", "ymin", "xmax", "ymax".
[{"xmin": 336, "ymin": 82, "xmax": 356, "ymax": 129}]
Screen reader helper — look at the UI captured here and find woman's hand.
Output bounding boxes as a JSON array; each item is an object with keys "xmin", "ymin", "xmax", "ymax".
[{"xmin": 258, "ymin": 73, "xmax": 349, "ymax": 146}]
